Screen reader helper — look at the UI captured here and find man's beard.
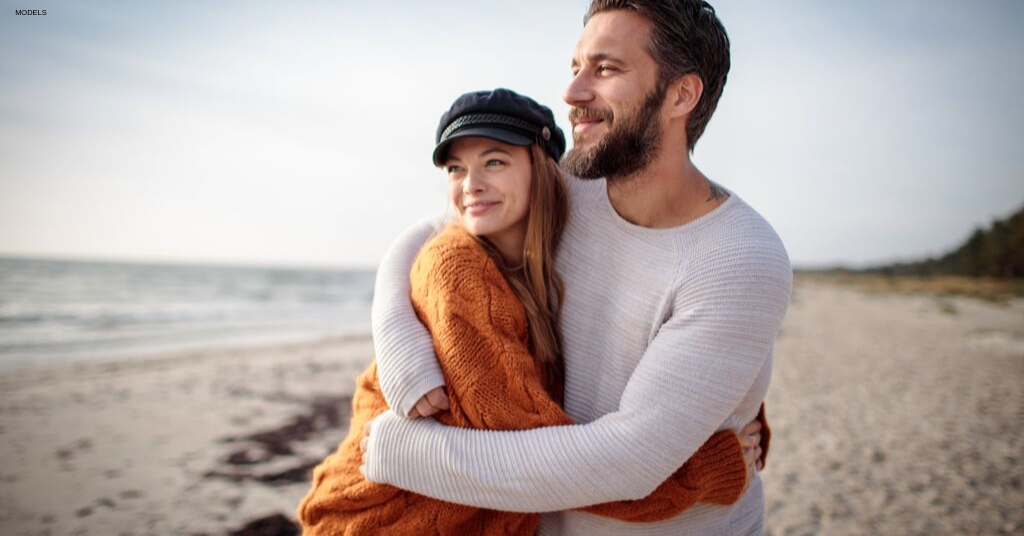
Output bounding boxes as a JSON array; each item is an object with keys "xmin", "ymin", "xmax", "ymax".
[{"xmin": 561, "ymin": 84, "xmax": 665, "ymax": 181}]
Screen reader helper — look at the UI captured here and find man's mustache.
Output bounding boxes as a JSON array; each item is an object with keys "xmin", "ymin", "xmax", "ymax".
[{"xmin": 568, "ymin": 106, "xmax": 613, "ymax": 124}]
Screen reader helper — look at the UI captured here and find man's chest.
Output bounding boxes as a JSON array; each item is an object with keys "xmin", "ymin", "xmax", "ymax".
[{"xmin": 555, "ymin": 220, "xmax": 685, "ymax": 420}]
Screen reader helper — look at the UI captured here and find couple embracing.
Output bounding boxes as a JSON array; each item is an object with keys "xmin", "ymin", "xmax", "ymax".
[{"xmin": 300, "ymin": 1, "xmax": 792, "ymax": 535}]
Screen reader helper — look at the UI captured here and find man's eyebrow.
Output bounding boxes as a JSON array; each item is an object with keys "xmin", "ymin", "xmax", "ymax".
[
  {"xmin": 589, "ymin": 52, "xmax": 625, "ymax": 64},
  {"xmin": 571, "ymin": 52, "xmax": 626, "ymax": 70}
]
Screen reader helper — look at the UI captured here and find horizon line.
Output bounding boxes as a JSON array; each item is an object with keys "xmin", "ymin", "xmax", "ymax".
[{"xmin": 0, "ymin": 251, "xmax": 378, "ymax": 273}]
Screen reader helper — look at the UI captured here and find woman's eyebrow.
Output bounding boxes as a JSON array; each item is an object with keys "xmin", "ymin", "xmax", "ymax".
[{"xmin": 478, "ymin": 148, "xmax": 514, "ymax": 158}]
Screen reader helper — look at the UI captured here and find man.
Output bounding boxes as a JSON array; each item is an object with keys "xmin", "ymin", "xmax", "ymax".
[{"xmin": 362, "ymin": 1, "xmax": 791, "ymax": 534}]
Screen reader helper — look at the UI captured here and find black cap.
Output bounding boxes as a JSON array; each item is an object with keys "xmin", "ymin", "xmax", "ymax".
[{"xmin": 433, "ymin": 88, "xmax": 566, "ymax": 167}]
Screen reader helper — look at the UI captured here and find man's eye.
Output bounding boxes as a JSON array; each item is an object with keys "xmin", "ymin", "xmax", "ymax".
[{"xmin": 597, "ymin": 65, "xmax": 616, "ymax": 74}]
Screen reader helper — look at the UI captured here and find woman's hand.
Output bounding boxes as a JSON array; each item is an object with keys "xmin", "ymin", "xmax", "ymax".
[
  {"xmin": 738, "ymin": 419, "xmax": 763, "ymax": 493},
  {"xmin": 738, "ymin": 419, "xmax": 763, "ymax": 470},
  {"xmin": 409, "ymin": 386, "xmax": 450, "ymax": 418},
  {"xmin": 358, "ymin": 391, "xmax": 448, "ymax": 477}
]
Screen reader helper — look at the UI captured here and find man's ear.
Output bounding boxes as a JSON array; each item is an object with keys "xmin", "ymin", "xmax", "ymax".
[{"xmin": 666, "ymin": 73, "xmax": 703, "ymax": 120}]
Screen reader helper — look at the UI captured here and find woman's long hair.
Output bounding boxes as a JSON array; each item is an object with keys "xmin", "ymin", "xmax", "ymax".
[{"xmin": 475, "ymin": 143, "xmax": 569, "ymax": 399}]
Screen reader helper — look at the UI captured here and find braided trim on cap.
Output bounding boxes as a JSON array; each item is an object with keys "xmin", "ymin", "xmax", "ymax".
[{"xmin": 441, "ymin": 113, "xmax": 540, "ymax": 141}]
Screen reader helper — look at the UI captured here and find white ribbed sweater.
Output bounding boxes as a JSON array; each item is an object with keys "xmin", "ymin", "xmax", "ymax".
[{"xmin": 366, "ymin": 177, "xmax": 792, "ymax": 536}]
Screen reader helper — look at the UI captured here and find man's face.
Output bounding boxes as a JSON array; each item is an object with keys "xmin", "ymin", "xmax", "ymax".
[{"xmin": 561, "ymin": 10, "xmax": 666, "ymax": 180}]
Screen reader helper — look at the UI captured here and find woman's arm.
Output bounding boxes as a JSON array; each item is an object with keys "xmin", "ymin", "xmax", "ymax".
[
  {"xmin": 363, "ymin": 243, "xmax": 792, "ymax": 512},
  {"xmin": 370, "ymin": 215, "xmax": 449, "ymax": 418}
]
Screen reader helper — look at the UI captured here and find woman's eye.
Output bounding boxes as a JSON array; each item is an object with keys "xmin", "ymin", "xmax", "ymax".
[
  {"xmin": 486, "ymin": 159, "xmax": 505, "ymax": 167},
  {"xmin": 446, "ymin": 165, "xmax": 462, "ymax": 174}
]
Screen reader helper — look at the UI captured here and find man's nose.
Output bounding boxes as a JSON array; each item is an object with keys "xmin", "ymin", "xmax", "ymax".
[{"xmin": 563, "ymin": 70, "xmax": 595, "ymax": 107}]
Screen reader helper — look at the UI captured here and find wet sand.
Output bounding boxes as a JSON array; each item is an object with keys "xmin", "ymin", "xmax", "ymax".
[
  {"xmin": 0, "ymin": 337, "xmax": 373, "ymax": 536},
  {"xmin": 1, "ymin": 279, "xmax": 1021, "ymax": 535}
]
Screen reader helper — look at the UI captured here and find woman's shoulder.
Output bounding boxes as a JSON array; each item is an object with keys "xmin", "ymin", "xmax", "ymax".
[
  {"xmin": 417, "ymin": 225, "xmax": 491, "ymax": 271},
  {"xmin": 411, "ymin": 225, "xmax": 505, "ymax": 296}
]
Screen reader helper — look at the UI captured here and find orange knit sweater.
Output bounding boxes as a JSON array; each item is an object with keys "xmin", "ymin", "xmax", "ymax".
[{"xmin": 298, "ymin": 225, "xmax": 759, "ymax": 535}]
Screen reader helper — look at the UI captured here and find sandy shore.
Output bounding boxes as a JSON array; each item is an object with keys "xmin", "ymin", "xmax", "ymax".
[
  {"xmin": 0, "ymin": 336, "xmax": 374, "ymax": 536},
  {"xmin": 1, "ymin": 279, "xmax": 1022, "ymax": 535},
  {"xmin": 762, "ymin": 280, "xmax": 1023, "ymax": 535}
]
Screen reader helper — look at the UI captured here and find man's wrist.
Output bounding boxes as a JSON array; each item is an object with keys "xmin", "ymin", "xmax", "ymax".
[
  {"xmin": 363, "ymin": 411, "xmax": 398, "ymax": 484},
  {"xmin": 364, "ymin": 410, "xmax": 442, "ymax": 485}
]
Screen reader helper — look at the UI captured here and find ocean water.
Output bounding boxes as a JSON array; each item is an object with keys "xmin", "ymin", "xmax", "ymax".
[{"xmin": 0, "ymin": 257, "xmax": 376, "ymax": 370}]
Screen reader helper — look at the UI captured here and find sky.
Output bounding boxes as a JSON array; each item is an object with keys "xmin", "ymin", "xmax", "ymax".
[{"xmin": 1, "ymin": 0, "xmax": 1022, "ymax": 269}]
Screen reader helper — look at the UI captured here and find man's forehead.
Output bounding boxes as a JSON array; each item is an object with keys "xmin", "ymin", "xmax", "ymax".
[{"xmin": 572, "ymin": 10, "xmax": 652, "ymax": 65}]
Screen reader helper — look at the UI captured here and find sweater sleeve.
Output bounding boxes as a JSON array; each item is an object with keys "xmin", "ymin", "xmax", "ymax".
[
  {"xmin": 411, "ymin": 231, "xmax": 751, "ymax": 520},
  {"xmin": 371, "ymin": 215, "xmax": 449, "ymax": 418},
  {"xmin": 364, "ymin": 242, "xmax": 791, "ymax": 512}
]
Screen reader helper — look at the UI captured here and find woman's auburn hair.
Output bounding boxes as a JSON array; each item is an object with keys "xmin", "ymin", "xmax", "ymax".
[{"xmin": 473, "ymin": 143, "xmax": 568, "ymax": 397}]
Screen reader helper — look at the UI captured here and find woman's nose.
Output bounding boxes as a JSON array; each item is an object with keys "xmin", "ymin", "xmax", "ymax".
[{"xmin": 463, "ymin": 169, "xmax": 486, "ymax": 193}]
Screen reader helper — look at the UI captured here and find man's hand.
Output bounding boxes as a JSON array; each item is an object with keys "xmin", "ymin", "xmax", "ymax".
[
  {"xmin": 409, "ymin": 386, "xmax": 449, "ymax": 418},
  {"xmin": 738, "ymin": 419, "xmax": 763, "ymax": 494}
]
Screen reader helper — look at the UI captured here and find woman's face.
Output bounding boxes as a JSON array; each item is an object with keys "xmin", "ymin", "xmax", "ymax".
[{"xmin": 444, "ymin": 137, "xmax": 532, "ymax": 262}]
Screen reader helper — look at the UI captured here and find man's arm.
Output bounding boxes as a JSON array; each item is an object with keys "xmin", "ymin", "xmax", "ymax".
[
  {"xmin": 404, "ymin": 232, "xmax": 755, "ymax": 520},
  {"xmin": 364, "ymin": 243, "xmax": 791, "ymax": 512},
  {"xmin": 370, "ymin": 215, "xmax": 448, "ymax": 417}
]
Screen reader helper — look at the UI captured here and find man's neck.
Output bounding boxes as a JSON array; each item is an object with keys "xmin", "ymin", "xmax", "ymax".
[{"xmin": 606, "ymin": 149, "xmax": 728, "ymax": 229}]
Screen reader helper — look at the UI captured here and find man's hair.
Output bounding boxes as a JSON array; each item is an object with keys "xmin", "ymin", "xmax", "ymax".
[{"xmin": 585, "ymin": 0, "xmax": 730, "ymax": 151}]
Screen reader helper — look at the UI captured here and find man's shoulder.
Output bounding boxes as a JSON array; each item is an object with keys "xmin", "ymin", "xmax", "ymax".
[
  {"xmin": 715, "ymin": 196, "xmax": 785, "ymax": 245},
  {"xmin": 686, "ymin": 196, "xmax": 791, "ymax": 279}
]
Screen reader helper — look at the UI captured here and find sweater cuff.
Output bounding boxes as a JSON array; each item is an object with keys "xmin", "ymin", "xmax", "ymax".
[
  {"xmin": 363, "ymin": 410, "xmax": 443, "ymax": 487},
  {"xmin": 390, "ymin": 365, "xmax": 446, "ymax": 418},
  {"xmin": 688, "ymin": 430, "xmax": 748, "ymax": 506},
  {"xmin": 363, "ymin": 410, "xmax": 406, "ymax": 485}
]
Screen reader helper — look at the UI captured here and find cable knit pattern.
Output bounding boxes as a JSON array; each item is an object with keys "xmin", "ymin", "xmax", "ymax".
[
  {"xmin": 297, "ymin": 225, "xmax": 752, "ymax": 535},
  {"xmin": 367, "ymin": 178, "xmax": 792, "ymax": 536}
]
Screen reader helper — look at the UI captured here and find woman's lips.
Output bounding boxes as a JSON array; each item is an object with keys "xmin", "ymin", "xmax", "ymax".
[{"xmin": 465, "ymin": 202, "xmax": 499, "ymax": 216}]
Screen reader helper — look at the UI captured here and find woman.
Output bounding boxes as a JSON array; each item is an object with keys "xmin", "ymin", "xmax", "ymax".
[{"xmin": 297, "ymin": 89, "xmax": 764, "ymax": 535}]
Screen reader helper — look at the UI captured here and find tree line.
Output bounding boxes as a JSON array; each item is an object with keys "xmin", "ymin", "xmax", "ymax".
[{"xmin": 864, "ymin": 204, "xmax": 1024, "ymax": 279}]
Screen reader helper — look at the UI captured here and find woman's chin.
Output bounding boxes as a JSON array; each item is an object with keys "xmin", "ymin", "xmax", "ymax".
[{"xmin": 462, "ymin": 219, "xmax": 497, "ymax": 238}]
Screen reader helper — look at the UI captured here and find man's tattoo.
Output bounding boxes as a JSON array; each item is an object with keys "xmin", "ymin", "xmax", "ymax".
[{"xmin": 706, "ymin": 180, "xmax": 730, "ymax": 202}]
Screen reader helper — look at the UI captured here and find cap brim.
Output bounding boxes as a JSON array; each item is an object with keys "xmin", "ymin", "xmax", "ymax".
[{"xmin": 432, "ymin": 127, "xmax": 533, "ymax": 166}]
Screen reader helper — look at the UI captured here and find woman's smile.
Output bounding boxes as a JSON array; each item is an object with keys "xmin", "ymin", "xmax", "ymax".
[{"xmin": 465, "ymin": 201, "xmax": 501, "ymax": 216}]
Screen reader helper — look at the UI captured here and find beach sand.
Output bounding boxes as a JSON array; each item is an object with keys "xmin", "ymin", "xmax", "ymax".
[
  {"xmin": 0, "ymin": 337, "xmax": 373, "ymax": 536},
  {"xmin": 1, "ymin": 279, "xmax": 1022, "ymax": 535},
  {"xmin": 762, "ymin": 280, "xmax": 1023, "ymax": 535}
]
